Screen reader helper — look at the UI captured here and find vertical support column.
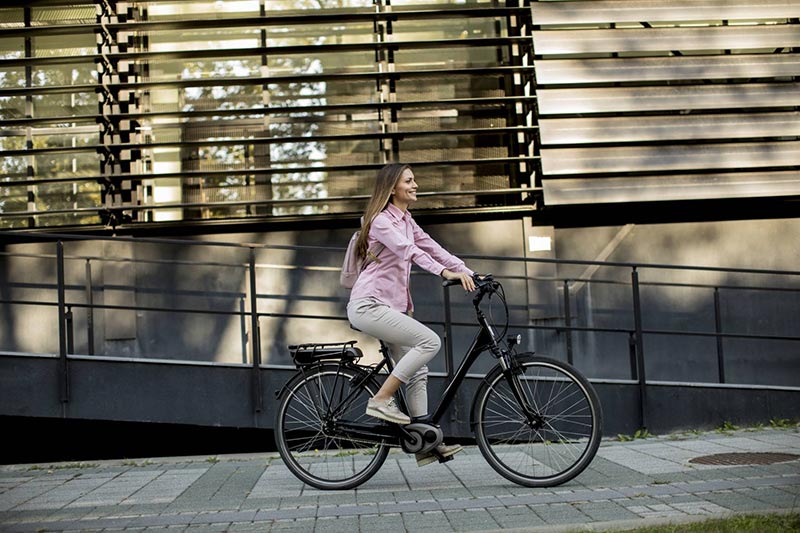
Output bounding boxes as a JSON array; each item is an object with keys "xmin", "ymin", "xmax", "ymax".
[
  {"xmin": 631, "ymin": 267, "xmax": 647, "ymax": 429},
  {"xmin": 56, "ymin": 242, "xmax": 70, "ymax": 405},
  {"xmin": 714, "ymin": 287, "xmax": 726, "ymax": 384},
  {"xmin": 257, "ymin": 0, "xmax": 273, "ymax": 216},
  {"xmin": 24, "ymin": 7, "xmax": 35, "ymax": 228},
  {"xmin": 517, "ymin": 1, "xmax": 542, "ymax": 201},
  {"xmin": 506, "ymin": 2, "xmax": 535, "ymax": 191},
  {"xmin": 95, "ymin": 0, "xmax": 142, "ymax": 228},
  {"xmin": 375, "ymin": 1, "xmax": 395, "ymax": 163},
  {"xmin": 249, "ymin": 248, "xmax": 263, "ymax": 414}
]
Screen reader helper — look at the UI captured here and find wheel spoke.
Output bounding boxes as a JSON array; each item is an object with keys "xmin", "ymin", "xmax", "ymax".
[
  {"xmin": 276, "ymin": 366, "xmax": 389, "ymax": 489},
  {"xmin": 476, "ymin": 359, "xmax": 601, "ymax": 488}
]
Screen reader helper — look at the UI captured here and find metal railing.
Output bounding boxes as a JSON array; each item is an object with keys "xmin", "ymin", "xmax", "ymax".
[{"xmin": 1, "ymin": 231, "xmax": 799, "ymax": 429}]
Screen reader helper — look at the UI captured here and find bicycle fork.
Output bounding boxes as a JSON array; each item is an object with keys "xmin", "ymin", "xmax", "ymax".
[
  {"xmin": 500, "ymin": 353, "xmax": 545, "ymax": 430},
  {"xmin": 476, "ymin": 305, "xmax": 545, "ymax": 430}
]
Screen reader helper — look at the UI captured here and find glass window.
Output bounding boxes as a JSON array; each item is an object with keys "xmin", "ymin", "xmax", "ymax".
[{"xmin": 0, "ymin": 2, "xmax": 532, "ymax": 229}]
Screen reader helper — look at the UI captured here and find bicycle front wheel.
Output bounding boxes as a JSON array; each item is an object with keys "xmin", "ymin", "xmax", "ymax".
[
  {"xmin": 275, "ymin": 363, "xmax": 390, "ymax": 490},
  {"xmin": 474, "ymin": 355, "xmax": 603, "ymax": 487}
]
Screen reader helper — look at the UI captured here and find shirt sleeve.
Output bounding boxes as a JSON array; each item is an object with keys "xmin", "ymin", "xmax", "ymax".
[
  {"xmin": 370, "ymin": 214, "xmax": 448, "ymax": 275},
  {"xmin": 410, "ymin": 217, "xmax": 474, "ymax": 276}
]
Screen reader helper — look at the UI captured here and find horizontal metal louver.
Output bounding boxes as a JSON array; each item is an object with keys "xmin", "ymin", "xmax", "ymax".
[
  {"xmin": 0, "ymin": 1, "xmax": 537, "ymax": 230},
  {"xmin": 532, "ymin": 0, "xmax": 800, "ymax": 207}
]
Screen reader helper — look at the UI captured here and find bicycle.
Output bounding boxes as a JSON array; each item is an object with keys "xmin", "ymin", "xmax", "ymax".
[{"xmin": 274, "ymin": 274, "xmax": 603, "ymax": 490}]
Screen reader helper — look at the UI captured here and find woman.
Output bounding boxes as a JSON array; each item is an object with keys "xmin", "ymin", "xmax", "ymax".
[{"xmin": 347, "ymin": 163, "xmax": 476, "ymax": 466}]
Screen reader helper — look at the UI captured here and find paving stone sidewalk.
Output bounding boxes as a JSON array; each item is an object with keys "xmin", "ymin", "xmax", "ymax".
[{"xmin": 0, "ymin": 427, "xmax": 798, "ymax": 532}]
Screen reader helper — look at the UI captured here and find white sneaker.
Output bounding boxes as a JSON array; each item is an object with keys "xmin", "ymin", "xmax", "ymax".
[
  {"xmin": 365, "ymin": 397, "xmax": 411, "ymax": 425},
  {"xmin": 415, "ymin": 443, "xmax": 463, "ymax": 467}
]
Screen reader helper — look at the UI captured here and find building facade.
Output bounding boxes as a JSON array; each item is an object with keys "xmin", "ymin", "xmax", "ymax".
[{"xmin": 1, "ymin": 1, "xmax": 799, "ymax": 437}]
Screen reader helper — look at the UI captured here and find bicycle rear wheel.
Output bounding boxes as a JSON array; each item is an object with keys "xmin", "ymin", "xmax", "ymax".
[
  {"xmin": 474, "ymin": 354, "xmax": 602, "ymax": 487},
  {"xmin": 275, "ymin": 363, "xmax": 390, "ymax": 490}
]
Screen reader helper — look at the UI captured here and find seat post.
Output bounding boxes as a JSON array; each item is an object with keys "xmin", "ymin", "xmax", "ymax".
[
  {"xmin": 379, "ymin": 341, "xmax": 397, "ymax": 375},
  {"xmin": 379, "ymin": 341, "xmax": 392, "ymax": 363}
]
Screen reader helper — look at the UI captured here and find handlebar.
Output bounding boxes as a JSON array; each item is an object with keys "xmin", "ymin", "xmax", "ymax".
[
  {"xmin": 442, "ymin": 273, "xmax": 509, "ymax": 343},
  {"xmin": 442, "ymin": 273, "xmax": 495, "ymax": 289},
  {"xmin": 443, "ymin": 273, "xmax": 500, "ymax": 307}
]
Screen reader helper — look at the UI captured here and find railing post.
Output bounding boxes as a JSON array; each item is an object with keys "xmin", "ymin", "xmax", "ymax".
[
  {"xmin": 85, "ymin": 259, "xmax": 94, "ymax": 355},
  {"xmin": 442, "ymin": 284, "xmax": 454, "ymax": 377},
  {"xmin": 714, "ymin": 287, "xmax": 726, "ymax": 383},
  {"xmin": 563, "ymin": 279, "xmax": 574, "ymax": 365},
  {"xmin": 56, "ymin": 241, "xmax": 70, "ymax": 404},
  {"xmin": 628, "ymin": 332, "xmax": 638, "ymax": 380},
  {"xmin": 66, "ymin": 305, "xmax": 74, "ymax": 355},
  {"xmin": 443, "ymin": 284, "xmax": 458, "ymax": 423},
  {"xmin": 631, "ymin": 267, "xmax": 647, "ymax": 429},
  {"xmin": 249, "ymin": 247, "xmax": 263, "ymax": 414}
]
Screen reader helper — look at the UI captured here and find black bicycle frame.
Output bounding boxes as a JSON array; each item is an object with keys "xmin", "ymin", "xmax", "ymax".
[
  {"xmin": 418, "ymin": 303, "xmax": 540, "ymax": 427},
  {"xmin": 427, "ymin": 320, "xmax": 496, "ymax": 423},
  {"xmin": 329, "ymin": 282, "xmax": 540, "ymax": 443},
  {"xmin": 332, "ymin": 317, "xmax": 499, "ymax": 444}
]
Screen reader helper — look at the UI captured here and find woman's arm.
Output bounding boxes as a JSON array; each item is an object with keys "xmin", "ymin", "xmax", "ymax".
[
  {"xmin": 410, "ymin": 217, "xmax": 473, "ymax": 276},
  {"xmin": 441, "ymin": 268, "xmax": 477, "ymax": 292},
  {"xmin": 370, "ymin": 215, "xmax": 447, "ymax": 276}
]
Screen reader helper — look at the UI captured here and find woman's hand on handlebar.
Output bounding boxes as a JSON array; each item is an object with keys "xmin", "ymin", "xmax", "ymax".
[{"xmin": 441, "ymin": 269, "xmax": 477, "ymax": 292}]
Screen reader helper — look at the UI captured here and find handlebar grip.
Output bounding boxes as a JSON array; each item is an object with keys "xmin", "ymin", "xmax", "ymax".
[{"xmin": 442, "ymin": 273, "xmax": 492, "ymax": 288}]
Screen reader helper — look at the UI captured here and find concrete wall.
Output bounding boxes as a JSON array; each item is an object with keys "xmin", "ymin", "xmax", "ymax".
[
  {"xmin": 1, "ymin": 216, "xmax": 798, "ymax": 432},
  {"xmin": 545, "ymin": 218, "xmax": 800, "ymax": 387}
]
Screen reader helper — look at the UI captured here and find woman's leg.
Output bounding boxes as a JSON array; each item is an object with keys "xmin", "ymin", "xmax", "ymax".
[
  {"xmin": 386, "ymin": 342, "xmax": 429, "ymax": 418},
  {"xmin": 348, "ymin": 299, "xmax": 440, "ymax": 415}
]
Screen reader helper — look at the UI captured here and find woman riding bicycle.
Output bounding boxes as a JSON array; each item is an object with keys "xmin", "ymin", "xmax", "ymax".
[{"xmin": 347, "ymin": 162, "xmax": 476, "ymax": 466}]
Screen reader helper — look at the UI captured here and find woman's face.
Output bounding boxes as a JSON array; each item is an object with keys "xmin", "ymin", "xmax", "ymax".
[{"xmin": 392, "ymin": 168, "xmax": 418, "ymax": 207}]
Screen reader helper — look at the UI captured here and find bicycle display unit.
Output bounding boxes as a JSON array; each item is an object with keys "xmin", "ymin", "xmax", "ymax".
[{"xmin": 274, "ymin": 275, "xmax": 603, "ymax": 490}]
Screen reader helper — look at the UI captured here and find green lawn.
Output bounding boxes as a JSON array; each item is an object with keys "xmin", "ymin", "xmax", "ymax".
[{"xmin": 586, "ymin": 513, "xmax": 800, "ymax": 532}]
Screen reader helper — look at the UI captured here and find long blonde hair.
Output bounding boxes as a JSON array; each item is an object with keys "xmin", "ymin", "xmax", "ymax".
[{"xmin": 355, "ymin": 163, "xmax": 410, "ymax": 259}]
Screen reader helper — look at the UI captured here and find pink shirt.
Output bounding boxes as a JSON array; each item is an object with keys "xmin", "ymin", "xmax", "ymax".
[{"xmin": 350, "ymin": 203, "xmax": 473, "ymax": 312}]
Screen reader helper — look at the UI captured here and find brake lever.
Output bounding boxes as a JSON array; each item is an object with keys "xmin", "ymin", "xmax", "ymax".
[{"xmin": 474, "ymin": 273, "xmax": 493, "ymax": 289}]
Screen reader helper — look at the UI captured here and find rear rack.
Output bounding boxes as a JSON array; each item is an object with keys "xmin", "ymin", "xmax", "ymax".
[{"xmin": 288, "ymin": 340, "xmax": 363, "ymax": 367}]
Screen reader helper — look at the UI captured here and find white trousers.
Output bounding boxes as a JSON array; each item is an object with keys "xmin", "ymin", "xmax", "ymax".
[{"xmin": 347, "ymin": 297, "xmax": 441, "ymax": 418}]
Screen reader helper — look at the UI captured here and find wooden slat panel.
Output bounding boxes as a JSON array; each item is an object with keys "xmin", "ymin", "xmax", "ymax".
[
  {"xmin": 535, "ymin": 54, "xmax": 800, "ymax": 84},
  {"xmin": 540, "ymin": 141, "xmax": 800, "ymax": 175},
  {"xmin": 539, "ymin": 112, "xmax": 800, "ymax": 144},
  {"xmin": 537, "ymin": 83, "xmax": 800, "ymax": 114},
  {"xmin": 533, "ymin": 25, "xmax": 800, "ymax": 55},
  {"xmin": 542, "ymin": 171, "xmax": 800, "ymax": 205},
  {"xmin": 532, "ymin": 1, "xmax": 800, "ymax": 25}
]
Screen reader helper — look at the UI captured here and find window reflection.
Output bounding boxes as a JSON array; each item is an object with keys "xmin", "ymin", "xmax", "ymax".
[{"xmin": 0, "ymin": 1, "xmax": 528, "ymax": 228}]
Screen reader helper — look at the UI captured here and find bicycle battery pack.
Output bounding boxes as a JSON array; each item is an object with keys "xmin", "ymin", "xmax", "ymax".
[{"xmin": 289, "ymin": 341, "xmax": 363, "ymax": 367}]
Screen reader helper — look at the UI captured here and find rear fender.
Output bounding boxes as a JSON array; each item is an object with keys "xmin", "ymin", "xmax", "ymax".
[{"xmin": 274, "ymin": 363, "xmax": 378, "ymax": 401}]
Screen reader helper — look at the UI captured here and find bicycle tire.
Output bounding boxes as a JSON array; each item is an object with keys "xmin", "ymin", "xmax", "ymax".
[
  {"xmin": 274, "ymin": 363, "xmax": 390, "ymax": 490},
  {"xmin": 474, "ymin": 354, "xmax": 603, "ymax": 487}
]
